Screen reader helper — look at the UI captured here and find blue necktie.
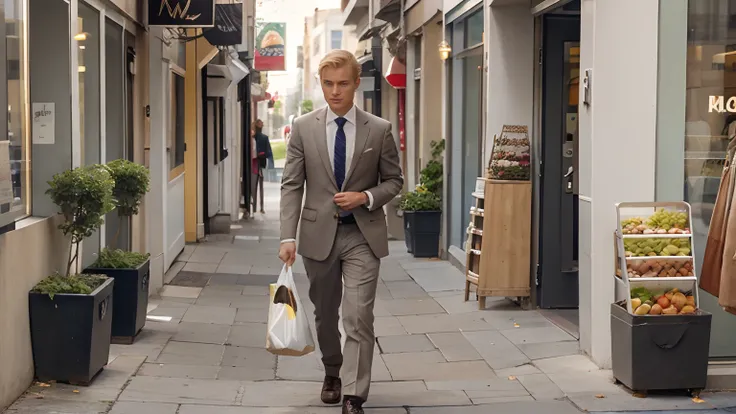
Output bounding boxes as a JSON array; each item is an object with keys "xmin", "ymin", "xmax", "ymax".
[{"xmin": 334, "ymin": 117, "xmax": 347, "ymax": 190}]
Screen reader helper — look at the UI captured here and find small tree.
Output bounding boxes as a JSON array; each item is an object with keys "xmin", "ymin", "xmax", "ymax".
[
  {"xmin": 107, "ymin": 159, "xmax": 150, "ymax": 248},
  {"xmin": 93, "ymin": 159, "xmax": 151, "ymax": 269},
  {"xmin": 46, "ymin": 165, "xmax": 116, "ymax": 277}
]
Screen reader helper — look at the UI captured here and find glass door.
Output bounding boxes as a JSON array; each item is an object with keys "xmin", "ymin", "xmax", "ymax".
[{"xmin": 460, "ymin": 52, "xmax": 483, "ymax": 245}]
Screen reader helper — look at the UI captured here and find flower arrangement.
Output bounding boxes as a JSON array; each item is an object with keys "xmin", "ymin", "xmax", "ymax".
[{"xmin": 488, "ymin": 125, "xmax": 531, "ymax": 181}]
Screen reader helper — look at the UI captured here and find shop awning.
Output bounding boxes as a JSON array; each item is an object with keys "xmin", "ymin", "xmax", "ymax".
[
  {"xmin": 375, "ymin": 0, "xmax": 401, "ymax": 27},
  {"xmin": 203, "ymin": 3, "xmax": 243, "ymax": 46},
  {"xmin": 359, "ymin": 20, "xmax": 388, "ymax": 41},
  {"xmin": 357, "ymin": 54, "xmax": 377, "ymax": 78},
  {"xmin": 207, "ymin": 52, "xmax": 250, "ymax": 97}
]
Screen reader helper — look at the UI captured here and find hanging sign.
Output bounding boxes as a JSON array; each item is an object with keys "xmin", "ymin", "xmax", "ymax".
[
  {"xmin": 202, "ymin": 4, "xmax": 242, "ymax": 46},
  {"xmin": 148, "ymin": 0, "xmax": 215, "ymax": 28},
  {"xmin": 254, "ymin": 22, "xmax": 286, "ymax": 71}
]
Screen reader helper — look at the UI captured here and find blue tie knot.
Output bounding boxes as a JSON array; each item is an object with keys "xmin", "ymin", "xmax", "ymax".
[{"xmin": 335, "ymin": 117, "xmax": 347, "ymax": 129}]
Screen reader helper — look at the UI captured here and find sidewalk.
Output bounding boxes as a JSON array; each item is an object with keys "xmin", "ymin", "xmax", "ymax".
[{"xmin": 6, "ymin": 182, "xmax": 736, "ymax": 413}]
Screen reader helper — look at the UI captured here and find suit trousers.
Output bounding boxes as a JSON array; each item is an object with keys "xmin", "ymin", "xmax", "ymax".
[
  {"xmin": 302, "ymin": 223, "xmax": 381, "ymax": 401},
  {"xmin": 251, "ymin": 170, "xmax": 264, "ymax": 212}
]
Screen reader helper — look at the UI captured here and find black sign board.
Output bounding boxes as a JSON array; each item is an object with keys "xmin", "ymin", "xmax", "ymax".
[
  {"xmin": 148, "ymin": 0, "xmax": 215, "ymax": 28},
  {"xmin": 202, "ymin": 4, "xmax": 243, "ymax": 46}
]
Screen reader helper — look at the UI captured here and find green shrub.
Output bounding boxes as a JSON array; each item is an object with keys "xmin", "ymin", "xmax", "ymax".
[
  {"xmin": 106, "ymin": 159, "xmax": 150, "ymax": 249},
  {"xmin": 399, "ymin": 139, "xmax": 445, "ymax": 212},
  {"xmin": 399, "ymin": 186, "xmax": 441, "ymax": 212},
  {"xmin": 31, "ymin": 274, "xmax": 108, "ymax": 299},
  {"xmin": 92, "ymin": 248, "xmax": 150, "ymax": 269}
]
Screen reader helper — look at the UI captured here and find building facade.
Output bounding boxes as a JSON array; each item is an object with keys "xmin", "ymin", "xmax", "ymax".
[{"xmin": 436, "ymin": 0, "xmax": 736, "ymax": 368}]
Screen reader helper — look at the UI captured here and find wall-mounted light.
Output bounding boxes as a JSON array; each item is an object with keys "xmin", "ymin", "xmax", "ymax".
[
  {"xmin": 439, "ymin": 40, "xmax": 451, "ymax": 61},
  {"xmin": 78, "ymin": 66, "xmax": 86, "ymax": 73},
  {"xmin": 74, "ymin": 32, "xmax": 87, "ymax": 41},
  {"xmin": 79, "ymin": 45, "xmax": 86, "ymax": 50}
]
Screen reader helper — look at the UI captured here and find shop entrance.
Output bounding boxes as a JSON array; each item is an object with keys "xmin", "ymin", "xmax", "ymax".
[{"xmin": 537, "ymin": 11, "xmax": 580, "ymax": 315}]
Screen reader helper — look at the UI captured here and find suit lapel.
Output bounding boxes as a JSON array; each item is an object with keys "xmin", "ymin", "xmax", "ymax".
[
  {"xmin": 313, "ymin": 108, "xmax": 338, "ymax": 190},
  {"xmin": 344, "ymin": 109, "xmax": 371, "ymax": 188}
]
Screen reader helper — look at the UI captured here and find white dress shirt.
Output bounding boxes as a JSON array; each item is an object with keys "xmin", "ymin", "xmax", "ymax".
[{"xmin": 280, "ymin": 105, "xmax": 374, "ymax": 245}]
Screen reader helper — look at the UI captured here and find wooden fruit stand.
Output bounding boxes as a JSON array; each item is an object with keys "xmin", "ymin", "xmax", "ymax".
[{"xmin": 464, "ymin": 125, "xmax": 533, "ymax": 309}]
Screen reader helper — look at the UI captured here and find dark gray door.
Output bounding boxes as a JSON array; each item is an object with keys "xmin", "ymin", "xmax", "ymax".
[{"xmin": 539, "ymin": 15, "xmax": 580, "ymax": 309}]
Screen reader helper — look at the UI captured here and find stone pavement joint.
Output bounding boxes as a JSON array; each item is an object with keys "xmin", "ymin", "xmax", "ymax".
[{"xmin": 6, "ymin": 182, "xmax": 736, "ymax": 413}]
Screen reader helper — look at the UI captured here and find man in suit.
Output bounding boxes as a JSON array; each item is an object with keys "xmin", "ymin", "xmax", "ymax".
[{"xmin": 279, "ymin": 50, "xmax": 403, "ymax": 414}]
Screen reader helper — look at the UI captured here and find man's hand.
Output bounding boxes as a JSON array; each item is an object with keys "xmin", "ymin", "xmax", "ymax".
[
  {"xmin": 334, "ymin": 192, "xmax": 368, "ymax": 211},
  {"xmin": 279, "ymin": 242, "xmax": 297, "ymax": 266}
]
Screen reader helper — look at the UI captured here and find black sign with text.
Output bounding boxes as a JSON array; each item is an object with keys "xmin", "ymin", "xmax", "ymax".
[
  {"xmin": 202, "ymin": 4, "xmax": 242, "ymax": 46},
  {"xmin": 148, "ymin": 0, "xmax": 215, "ymax": 28}
]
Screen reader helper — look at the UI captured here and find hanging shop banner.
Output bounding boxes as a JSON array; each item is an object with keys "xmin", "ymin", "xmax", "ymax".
[
  {"xmin": 255, "ymin": 22, "xmax": 286, "ymax": 71},
  {"xmin": 0, "ymin": 141, "xmax": 13, "ymax": 205},
  {"xmin": 148, "ymin": 0, "xmax": 215, "ymax": 28},
  {"xmin": 202, "ymin": 3, "xmax": 242, "ymax": 46}
]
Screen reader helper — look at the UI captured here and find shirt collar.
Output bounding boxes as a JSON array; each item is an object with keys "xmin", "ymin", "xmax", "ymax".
[{"xmin": 326, "ymin": 104, "xmax": 356, "ymax": 126}]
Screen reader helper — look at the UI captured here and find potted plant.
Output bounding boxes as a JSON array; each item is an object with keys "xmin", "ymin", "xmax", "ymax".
[
  {"xmin": 400, "ymin": 140, "xmax": 444, "ymax": 257},
  {"xmin": 84, "ymin": 159, "xmax": 151, "ymax": 344},
  {"xmin": 29, "ymin": 164, "xmax": 116, "ymax": 385}
]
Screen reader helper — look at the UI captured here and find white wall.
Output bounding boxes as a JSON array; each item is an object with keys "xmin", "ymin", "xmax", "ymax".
[
  {"xmin": 578, "ymin": 0, "xmax": 659, "ymax": 367},
  {"xmin": 485, "ymin": 4, "xmax": 534, "ymax": 167}
]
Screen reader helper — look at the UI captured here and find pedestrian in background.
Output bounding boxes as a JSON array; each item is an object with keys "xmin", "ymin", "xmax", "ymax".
[{"xmin": 252, "ymin": 119, "xmax": 272, "ymax": 214}]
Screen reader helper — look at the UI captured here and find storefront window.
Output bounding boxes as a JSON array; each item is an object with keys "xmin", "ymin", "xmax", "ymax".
[
  {"xmin": 1, "ymin": 0, "xmax": 28, "ymax": 227},
  {"xmin": 684, "ymin": 1, "xmax": 736, "ymax": 265}
]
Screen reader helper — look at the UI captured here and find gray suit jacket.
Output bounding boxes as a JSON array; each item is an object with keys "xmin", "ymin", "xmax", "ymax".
[{"xmin": 280, "ymin": 106, "xmax": 404, "ymax": 261}]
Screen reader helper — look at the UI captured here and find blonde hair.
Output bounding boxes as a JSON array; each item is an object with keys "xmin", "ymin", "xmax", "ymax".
[{"xmin": 318, "ymin": 49, "xmax": 361, "ymax": 80}]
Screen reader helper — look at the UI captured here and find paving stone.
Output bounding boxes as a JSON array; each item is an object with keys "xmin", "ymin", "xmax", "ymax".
[
  {"xmin": 137, "ymin": 362, "xmax": 220, "ymax": 379},
  {"xmin": 231, "ymin": 294, "xmax": 271, "ymax": 309},
  {"xmin": 425, "ymin": 378, "xmax": 526, "ymax": 394},
  {"xmin": 222, "ymin": 345, "xmax": 275, "ymax": 369},
  {"xmin": 533, "ymin": 354, "xmax": 600, "ymax": 374},
  {"xmin": 411, "ymin": 400, "xmax": 583, "ymax": 413},
  {"xmin": 377, "ymin": 334, "xmax": 436, "ymax": 354},
  {"xmin": 182, "ymin": 305, "xmax": 237, "ymax": 325},
  {"xmin": 248, "ymin": 266, "xmax": 284, "ymax": 276},
  {"xmin": 234, "ymin": 307, "xmax": 269, "ymax": 323},
  {"xmin": 493, "ymin": 364, "xmax": 542, "ymax": 377},
  {"xmin": 187, "ymin": 250, "xmax": 226, "ymax": 264},
  {"xmin": 227, "ymin": 323, "xmax": 268, "ymax": 347},
  {"xmin": 241, "ymin": 285, "xmax": 270, "ymax": 296},
  {"xmin": 171, "ymin": 322, "xmax": 231, "ymax": 344},
  {"xmin": 462, "ymin": 330, "xmax": 530, "ymax": 370},
  {"xmin": 500, "ymin": 326, "xmax": 575, "ymax": 345},
  {"xmin": 372, "ymin": 352, "xmax": 393, "ymax": 382},
  {"xmin": 148, "ymin": 305, "xmax": 188, "ymax": 319},
  {"xmin": 546, "ymin": 370, "xmax": 624, "ymax": 396},
  {"xmin": 159, "ymin": 285, "xmax": 202, "ymax": 299},
  {"xmin": 199, "ymin": 286, "xmax": 246, "ymax": 298},
  {"xmin": 385, "ymin": 280, "xmax": 429, "ymax": 299},
  {"xmin": 400, "ymin": 259, "xmax": 451, "ymax": 270},
  {"xmin": 567, "ymin": 391, "xmax": 715, "ymax": 412},
  {"xmin": 482, "ymin": 310, "xmax": 556, "ymax": 330},
  {"xmin": 374, "ymin": 316, "xmax": 408, "ymax": 337},
  {"xmin": 398, "ymin": 313, "xmax": 493, "ymax": 334},
  {"xmin": 109, "ymin": 401, "xmax": 179, "ymax": 414},
  {"xmin": 209, "ymin": 273, "xmax": 242, "ymax": 284},
  {"xmin": 428, "ymin": 332, "xmax": 482, "ymax": 362},
  {"xmin": 517, "ymin": 340, "xmax": 580, "ymax": 360},
  {"xmin": 366, "ymin": 380, "xmax": 472, "ymax": 407},
  {"xmin": 434, "ymin": 294, "xmax": 500, "ymax": 314},
  {"xmin": 216, "ymin": 264, "xmax": 252, "ymax": 275},
  {"xmin": 379, "ymin": 266, "xmax": 412, "ymax": 282},
  {"xmin": 517, "ymin": 373, "xmax": 565, "ymax": 400},
  {"xmin": 169, "ymin": 270, "xmax": 212, "ymax": 287},
  {"xmin": 179, "ymin": 405, "xmax": 406, "ymax": 413},
  {"xmin": 238, "ymin": 273, "xmax": 280, "ymax": 286},
  {"xmin": 118, "ymin": 376, "xmax": 242, "ymax": 406},
  {"xmin": 195, "ymin": 296, "xmax": 232, "ymax": 306},
  {"xmin": 408, "ymin": 267, "xmax": 466, "ymax": 292},
  {"xmin": 156, "ymin": 341, "xmax": 225, "ymax": 366},
  {"xmin": 4, "ymin": 398, "xmax": 112, "ymax": 413},
  {"xmin": 218, "ymin": 365, "xmax": 276, "ymax": 381},
  {"xmin": 183, "ymin": 262, "xmax": 219, "ymax": 273},
  {"xmin": 376, "ymin": 281, "xmax": 394, "ymax": 300},
  {"xmin": 377, "ymin": 297, "xmax": 446, "ymax": 316},
  {"xmin": 382, "ymin": 351, "xmax": 495, "ymax": 381},
  {"xmin": 276, "ymin": 353, "xmax": 325, "ymax": 381}
]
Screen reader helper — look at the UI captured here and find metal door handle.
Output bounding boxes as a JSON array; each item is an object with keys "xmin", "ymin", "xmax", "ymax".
[{"xmin": 564, "ymin": 166, "xmax": 574, "ymax": 178}]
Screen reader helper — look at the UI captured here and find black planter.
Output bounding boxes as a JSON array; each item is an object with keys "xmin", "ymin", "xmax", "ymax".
[
  {"xmin": 610, "ymin": 302, "xmax": 712, "ymax": 392},
  {"xmin": 403, "ymin": 210, "xmax": 441, "ymax": 258},
  {"xmin": 29, "ymin": 277, "xmax": 114, "ymax": 385},
  {"xmin": 84, "ymin": 259, "xmax": 150, "ymax": 344}
]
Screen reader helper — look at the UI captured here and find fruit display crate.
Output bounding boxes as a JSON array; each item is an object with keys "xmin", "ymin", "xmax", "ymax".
[
  {"xmin": 614, "ymin": 201, "xmax": 700, "ymax": 315},
  {"xmin": 611, "ymin": 201, "xmax": 712, "ymax": 394}
]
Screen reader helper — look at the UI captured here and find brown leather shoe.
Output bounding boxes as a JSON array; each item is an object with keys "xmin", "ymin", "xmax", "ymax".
[
  {"xmin": 321, "ymin": 376, "xmax": 341, "ymax": 404},
  {"xmin": 342, "ymin": 397, "xmax": 364, "ymax": 414}
]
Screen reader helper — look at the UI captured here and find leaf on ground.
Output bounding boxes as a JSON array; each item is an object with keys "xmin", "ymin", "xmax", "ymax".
[
  {"xmin": 73, "ymin": 390, "xmax": 80, "ymax": 393},
  {"xmin": 595, "ymin": 394, "xmax": 605, "ymax": 399},
  {"xmin": 692, "ymin": 397, "xmax": 705, "ymax": 403},
  {"xmin": 508, "ymin": 376, "xmax": 517, "ymax": 381},
  {"xmin": 633, "ymin": 392, "xmax": 647, "ymax": 398},
  {"xmin": 36, "ymin": 382, "xmax": 50, "ymax": 388},
  {"xmin": 513, "ymin": 323, "xmax": 520, "ymax": 328}
]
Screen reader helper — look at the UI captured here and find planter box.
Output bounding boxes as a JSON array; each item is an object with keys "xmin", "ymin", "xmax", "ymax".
[
  {"xmin": 29, "ymin": 277, "xmax": 114, "ymax": 385},
  {"xmin": 85, "ymin": 259, "xmax": 150, "ymax": 344},
  {"xmin": 403, "ymin": 211, "xmax": 441, "ymax": 258},
  {"xmin": 610, "ymin": 302, "xmax": 712, "ymax": 392}
]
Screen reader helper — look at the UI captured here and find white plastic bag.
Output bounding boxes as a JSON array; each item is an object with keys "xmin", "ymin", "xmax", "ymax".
[{"xmin": 266, "ymin": 264, "xmax": 315, "ymax": 356}]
